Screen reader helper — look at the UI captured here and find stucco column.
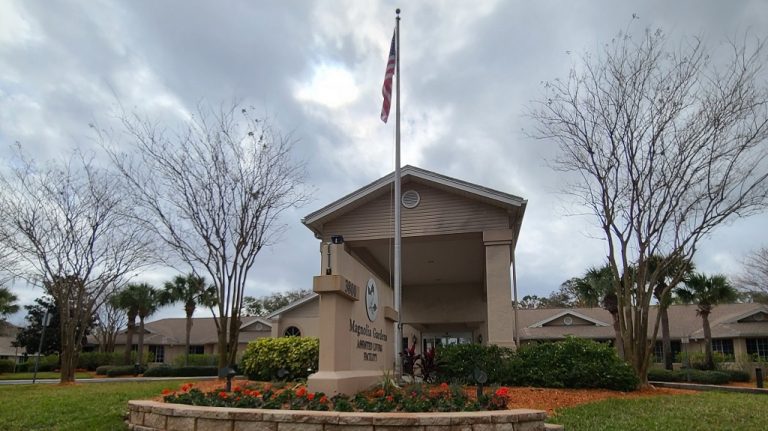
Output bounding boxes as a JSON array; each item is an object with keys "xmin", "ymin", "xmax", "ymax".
[{"xmin": 483, "ymin": 229, "xmax": 516, "ymax": 349}]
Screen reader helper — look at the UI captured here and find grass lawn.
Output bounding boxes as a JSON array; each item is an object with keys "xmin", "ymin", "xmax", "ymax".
[
  {"xmin": 0, "ymin": 380, "xmax": 175, "ymax": 430},
  {"xmin": 0, "ymin": 372, "xmax": 92, "ymax": 380},
  {"xmin": 550, "ymin": 391, "xmax": 768, "ymax": 431}
]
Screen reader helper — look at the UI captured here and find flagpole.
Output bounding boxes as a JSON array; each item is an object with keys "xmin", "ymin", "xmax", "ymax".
[{"xmin": 393, "ymin": 8, "xmax": 403, "ymax": 378}]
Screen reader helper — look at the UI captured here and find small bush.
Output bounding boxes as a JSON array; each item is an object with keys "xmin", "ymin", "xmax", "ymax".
[
  {"xmin": 106, "ymin": 365, "xmax": 141, "ymax": 377},
  {"xmin": 0, "ymin": 359, "xmax": 15, "ymax": 373},
  {"xmin": 241, "ymin": 337, "xmax": 319, "ymax": 381},
  {"xmin": 504, "ymin": 338, "xmax": 639, "ymax": 391},
  {"xmin": 95, "ymin": 365, "xmax": 114, "ymax": 376},
  {"xmin": 725, "ymin": 369, "xmax": 751, "ymax": 382},
  {"xmin": 34, "ymin": 354, "xmax": 60, "ymax": 372},
  {"xmin": 648, "ymin": 368, "xmax": 731, "ymax": 385},
  {"xmin": 77, "ymin": 352, "xmax": 124, "ymax": 371},
  {"xmin": 143, "ymin": 365, "xmax": 218, "ymax": 377},
  {"xmin": 172, "ymin": 354, "xmax": 218, "ymax": 367},
  {"xmin": 435, "ymin": 344, "xmax": 513, "ymax": 384},
  {"xmin": 14, "ymin": 362, "xmax": 29, "ymax": 372}
]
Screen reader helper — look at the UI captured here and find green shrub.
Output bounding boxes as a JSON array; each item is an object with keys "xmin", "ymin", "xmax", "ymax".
[
  {"xmin": 106, "ymin": 365, "xmax": 141, "ymax": 377},
  {"xmin": 142, "ymin": 365, "xmax": 218, "ymax": 377},
  {"xmin": 95, "ymin": 365, "xmax": 114, "ymax": 376},
  {"xmin": 14, "ymin": 362, "xmax": 29, "ymax": 372},
  {"xmin": 0, "ymin": 359, "xmax": 15, "ymax": 373},
  {"xmin": 172, "ymin": 354, "xmax": 218, "ymax": 367},
  {"xmin": 77, "ymin": 352, "xmax": 124, "ymax": 371},
  {"xmin": 504, "ymin": 338, "xmax": 638, "ymax": 391},
  {"xmin": 676, "ymin": 351, "xmax": 731, "ymax": 370},
  {"xmin": 648, "ymin": 368, "xmax": 731, "ymax": 384},
  {"xmin": 241, "ymin": 337, "xmax": 319, "ymax": 381},
  {"xmin": 435, "ymin": 344, "xmax": 513, "ymax": 384},
  {"xmin": 33, "ymin": 354, "xmax": 60, "ymax": 372},
  {"xmin": 725, "ymin": 369, "xmax": 751, "ymax": 382}
]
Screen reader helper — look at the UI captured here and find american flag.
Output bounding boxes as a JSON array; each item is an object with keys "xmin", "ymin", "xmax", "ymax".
[{"xmin": 380, "ymin": 29, "xmax": 396, "ymax": 123}]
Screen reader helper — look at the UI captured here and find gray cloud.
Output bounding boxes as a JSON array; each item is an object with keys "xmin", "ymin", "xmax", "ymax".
[{"xmin": 2, "ymin": 0, "xmax": 767, "ymax": 324}]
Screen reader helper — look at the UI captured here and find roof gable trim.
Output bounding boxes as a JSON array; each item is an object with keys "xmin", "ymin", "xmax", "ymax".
[{"xmin": 529, "ymin": 310, "xmax": 611, "ymax": 328}]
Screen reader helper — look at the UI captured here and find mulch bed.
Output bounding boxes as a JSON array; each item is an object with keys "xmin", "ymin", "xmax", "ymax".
[{"xmin": 157, "ymin": 380, "xmax": 695, "ymax": 415}]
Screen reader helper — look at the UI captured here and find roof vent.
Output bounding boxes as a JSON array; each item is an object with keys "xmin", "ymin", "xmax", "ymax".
[
  {"xmin": 402, "ymin": 190, "xmax": 420, "ymax": 209},
  {"xmin": 563, "ymin": 316, "xmax": 573, "ymax": 326}
]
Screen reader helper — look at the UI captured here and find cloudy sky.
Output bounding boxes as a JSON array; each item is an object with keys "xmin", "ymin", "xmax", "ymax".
[{"xmin": 2, "ymin": 0, "xmax": 768, "ymax": 324}]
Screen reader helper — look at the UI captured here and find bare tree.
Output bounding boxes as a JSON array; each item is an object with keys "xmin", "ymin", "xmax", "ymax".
[
  {"xmin": 107, "ymin": 102, "xmax": 309, "ymax": 371},
  {"xmin": 0, "ymin": 149, "xmax": 154, "ymax": 382},
  {"xmin": 531, "ymin": 28, "xmax": 768, "ymax": 385},
  {"xmin": 93, "ymin": 293, "xmax": 127, "ymax": 353},
  {"xmin": 738, "ymin": 247, "xmax": 768, "ymax": 297}
]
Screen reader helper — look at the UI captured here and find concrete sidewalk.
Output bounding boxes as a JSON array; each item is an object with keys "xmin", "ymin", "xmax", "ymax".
[{"xmin": 0, "ymin": 375, "xmax": 228, "ymax": 385}]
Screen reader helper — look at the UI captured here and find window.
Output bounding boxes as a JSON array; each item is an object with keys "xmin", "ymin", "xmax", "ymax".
[
  {"xmin": 746, "ymin": 338, "xmax": 768, "ymax": 360},
  {"xmin": 712, "ymin": 339, "xmax": 734, "ymax": 357},
  {"xmin": 148, "ymin": 345, "xmax": 165, "ymax": 363},
  {"xmin": 653, "ymin": 340, "xmax": 682, "ymax": 363},
  {"xmin": 284, "ymin": 326, "xmax": 301, "ymax": 337},
  {"xmin": 188, "ymin": 345, "xmax": 205, "ymax": 355}
]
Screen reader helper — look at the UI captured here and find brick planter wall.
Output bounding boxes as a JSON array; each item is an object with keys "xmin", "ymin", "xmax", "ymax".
[{"xmin": 127, "ymin": 400, "xmax": 548, "ymax": 431}]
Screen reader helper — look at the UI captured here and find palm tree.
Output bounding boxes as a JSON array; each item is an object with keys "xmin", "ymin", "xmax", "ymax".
[
  {"xmin": 132, "ymin": 283, "xmax": 159, "ymax": 367},
  {"xmin": 115, "ymin": 283, "xmax": 159, "ymax": 367},
  {"xmin": 0, "ymin": 286, "xmax": 20, "ymax": 321},
  {"xmin": 158, "ymin": 274, "xmax": 217, "ymax": 366},
  {"xmin": 675, "ymin": 273, "xmax": 738, "ymax": 370},
  {"xmin": 572, "ymin": 265, "xmax": 624, "ymax": 359},
  {"xmin": 113, "ymin": 286, "xmax": 140, "ymax": 365},
  {"xmin": 648, "ymin": 255, "xmax": 694, "ymax": 370}
]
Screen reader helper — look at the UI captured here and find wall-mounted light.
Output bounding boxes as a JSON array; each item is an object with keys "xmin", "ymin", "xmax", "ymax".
[{"xmin": 331, "ymin": 235, "xmax": 344, "ymax": 244}]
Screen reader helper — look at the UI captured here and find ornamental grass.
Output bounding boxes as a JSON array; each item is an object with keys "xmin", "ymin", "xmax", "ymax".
[{"xmin": 161, "ymin": 381, "xmax": 512, "ymax": 413}]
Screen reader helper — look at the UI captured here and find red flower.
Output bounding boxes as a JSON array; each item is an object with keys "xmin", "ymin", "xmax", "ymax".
[
  {"xmin": 386, "ymin": 395, "xmax": 394, "ymax": 403},
  {"xmin": 319, "ymin": 395, "xmax": 328, "ymax": 403},
  {"xmin": 295, "ymin": 387, "xmax": 307, "ymax": 398},
  {"xmin": 161, "ymin": 388, "xmax": 172, "ymax": 395},
  {"xmin": 494, "ymin": 387, "xmax": 510, "ymax": 397},
  {"xmin": 233, "ymin": 386, "xmax": 242, "ymax": 393},
  {"xmin": 218, "ymin": 391, "xmax": 228, "ymax": 399},
  {"xmin": 439, "ymin": 383, "xmax": 449, "ymax": 390},
  {"xmin": 307, "ymin": 392, "xmax": 315, "ymax": 401},
  {"xmin": 180, "ymin": 383, "xmax": 193, "ymax": 392}
]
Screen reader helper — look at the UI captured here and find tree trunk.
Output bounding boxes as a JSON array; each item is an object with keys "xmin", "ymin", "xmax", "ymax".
[
  {"xmin": 661, "ymin": 307, "xmax": 673, "ymax": 370},
  {"xmin": 184, "ymin": 307, "xmax": 194, "ymax": 367},
  {"xmin": 702, "ymin": 310, "xmax": 714, "ymax": 370},
  {"xmin": 216, "ymin": 315, "xmax": 228, "ymax": 376},
  {"xmin": 58, "ymin": 311, "xmax": 78, "ymax": 383},
  {"xmin": 611, "ymin": 312, "xmax": 624, "ymax": 360},
  {"xmin": 124, "ymin": 313, "xmax": 136, "ymax": 365},
  {"xmin": 137, "ymin": 316, "xmax": 145, "ymax": 368}
]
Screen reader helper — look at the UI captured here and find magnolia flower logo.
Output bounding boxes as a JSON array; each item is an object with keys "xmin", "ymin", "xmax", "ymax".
[{"xmin": 366, "ymin": 278, "xmax": 378, "ymax": 322}]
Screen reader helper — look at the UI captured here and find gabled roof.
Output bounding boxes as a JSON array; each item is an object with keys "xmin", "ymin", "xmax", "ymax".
[
  {"xmin": 528, "ymin": 310, "xmax": 611, "ymax": 328},
  {"xmin": 302, "ymin": 165, "xmax": 527, "ymax": 237},
  {"xmin": 105, "ymin": 315, "xmax": 272, "ymax": 346},
  {"xmin": 266, "ymin": 293, "xmax": 319, "ymax": 319}
]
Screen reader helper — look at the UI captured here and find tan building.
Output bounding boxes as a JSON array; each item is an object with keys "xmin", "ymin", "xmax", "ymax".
[
  {"xmin": 0, "ymin": 322, "xmax": 25, "ymax": 363},
  {"xmin": 109, "ymin": 316, "xmax": 272, "ymax": 365},
  {"xmin": 301, "ymin": 165, "xmax": 527, "ymax": 394}
]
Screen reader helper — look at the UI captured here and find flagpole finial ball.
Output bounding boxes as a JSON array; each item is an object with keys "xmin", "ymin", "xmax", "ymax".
[{"xmin": 396, "ymin": 8, "xmax": 400, "ymax": 15}]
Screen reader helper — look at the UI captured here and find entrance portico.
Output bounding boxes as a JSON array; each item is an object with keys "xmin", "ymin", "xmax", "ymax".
[{"xmin": 303, "ymin": 166, "xmax": 527, "ymax": 394}]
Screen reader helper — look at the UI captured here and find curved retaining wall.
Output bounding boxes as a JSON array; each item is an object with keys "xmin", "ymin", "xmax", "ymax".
[{"xmin": 127, "ymin": 400, "xmax": 548, "ymax": 431}]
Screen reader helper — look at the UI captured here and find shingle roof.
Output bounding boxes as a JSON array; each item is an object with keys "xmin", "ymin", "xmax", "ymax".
[
  {"xmin": 519, "ymin": 303, "xmax": 768, "ymax": 341},
  {"xmin": 108, "ymin": 316, "xmax": 272, "ymax": 346}
]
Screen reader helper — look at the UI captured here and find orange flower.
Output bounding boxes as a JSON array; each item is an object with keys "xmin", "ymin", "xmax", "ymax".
[
  {"xmin": 219, "ymin": 391, "xmax": 228, "ymax": 399},
  {"xmin": 307, "ymin": 392, "xmax": 315, "ymax": 401},
  {"xmin": 494, "ymin": 387, "xmax": 510, "ymax": 397},
  {"xmin": 180, "ymin": 383, "xmax": 193, "ymax": 392},
  {"xmin": 295, "ymin": 387, "xmax": 307, "ymax": 398},
  {"xmin": 161, "ymin": 388, "xmax": 172, "ymax": 395}
]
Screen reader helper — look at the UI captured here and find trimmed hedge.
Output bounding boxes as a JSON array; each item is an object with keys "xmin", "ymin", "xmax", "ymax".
[
  {"xmin": 95, "ymin": 365, "xmax": 114, "ymax": 376},
  {"xmin": 725, "ymin": 369, "xmax": 751, "ymax": 382},
  {"xmin": 241, "ymin": 337, "xmax": 319, "ymax": 381},
  {"xmin": 0, "ymin": 359, "xmax": 15, "ymax": 373},
  {"xmin": 172, "ymin": 354, "xmax": 218, "ymax": 367},
  {"xmin": 435, "ymin": 344, "xmax": 513, "ymax": 384},
  {"xmin": 502, "ymin": 338, "xmax": 639, "ymax": 391},
  {"xmin": 142, "ymin": 365, "xmax": 218, "ymax": 377},
  {"xmin": 647, "ymin": 368, "xmax": 731, "ymax": 385},
  {"xmin": 77, "ymin": 352, "xmax": 125, "ymax": 370},
  {"xmin": 106, "ymin": 365, "xmax": 141, "ymax": 377}
]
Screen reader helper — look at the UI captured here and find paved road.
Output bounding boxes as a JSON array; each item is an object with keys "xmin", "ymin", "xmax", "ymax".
[{"xmin": 0, "ymin": 376, "xmax": 227, "ymax": 385}]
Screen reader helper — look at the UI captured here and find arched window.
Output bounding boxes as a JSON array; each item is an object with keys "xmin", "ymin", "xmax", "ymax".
[{"xmin": 284, "ymin": 326, "xmax": 301, "ymax": 337}]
